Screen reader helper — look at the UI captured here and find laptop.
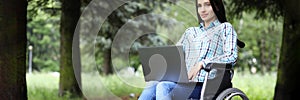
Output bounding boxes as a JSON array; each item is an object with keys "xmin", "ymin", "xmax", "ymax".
[{"xmin": 138, "ymin": 45, "xmax": 191, "ymax": 83}]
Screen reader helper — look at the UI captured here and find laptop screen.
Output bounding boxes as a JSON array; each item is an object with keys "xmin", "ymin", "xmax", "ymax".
[{"xmin": 138, "ymin": 45, "xmax": 189, "ymax": 83}]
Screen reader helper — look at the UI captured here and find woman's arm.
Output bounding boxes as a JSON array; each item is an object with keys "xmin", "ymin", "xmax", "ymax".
[{"xmin": 201, "ymin": 23, "xmax": 238, "ymax": 68}]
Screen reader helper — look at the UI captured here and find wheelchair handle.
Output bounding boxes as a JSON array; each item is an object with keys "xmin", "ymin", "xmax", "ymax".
[
  {"xmin": 203, "ymin": 63, "xmax": 232, "ymax": 72},
  {"xmin": 237, "ymin": 39, "xmax": 245, "ymax": 48}
]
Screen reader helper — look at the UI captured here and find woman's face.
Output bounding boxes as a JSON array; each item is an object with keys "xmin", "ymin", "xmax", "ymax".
[{"xmin": 197, "ymin": 0, "xmax": 217, "ymax": 24}]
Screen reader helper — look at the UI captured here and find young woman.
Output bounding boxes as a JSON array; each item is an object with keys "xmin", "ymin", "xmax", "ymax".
[{"xmin": 138, "ymin": 0, "xmax": 238, "ymax": 99}]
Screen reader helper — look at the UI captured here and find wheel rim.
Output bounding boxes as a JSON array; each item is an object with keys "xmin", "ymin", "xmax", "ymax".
[{"xmin": 224, "ymin": 92, "xmax": 248, "ymax": 100}]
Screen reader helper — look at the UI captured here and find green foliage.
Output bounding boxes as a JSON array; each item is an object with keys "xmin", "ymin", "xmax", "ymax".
[
  {"xmin": 226, "ymin": 0, "xmax": 283, "ymax": 20},
  {"xmin": 27, "ymin": 0, "xmax": 61, "ymax": 20},
  {"xmin": 91, "ymin": 0, "xmax": 175, "ymax": 74},
  {"xmin": 231, "ymin": 12, "xmax": 283, "ymax": 73},
  {"xmin": 155, "ymin": 1, "xmax": 198, "ymax": 43},
  {"xmin": 157, "ymin": 1, "xmax": 198, "ymax": 26},
  {"xmin": 27, "ymin": 1, "xmax": 61, "ymax": 72},
  {"xmin": 94, "ymin": 0, "xmax": 199, "ymax": 73},
  {"xmin": 110, "ymin": 0, "xmax": 199, "ymax": 71}
]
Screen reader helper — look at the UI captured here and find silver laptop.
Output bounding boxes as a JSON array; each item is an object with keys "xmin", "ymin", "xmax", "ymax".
[{"xmin": 138, "ymin": 45, "xmax": 190, "ymax": 83}]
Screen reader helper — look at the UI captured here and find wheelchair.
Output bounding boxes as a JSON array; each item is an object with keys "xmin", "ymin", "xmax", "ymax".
[
  {"xmin": 171, "ymin": 39, "xmax": 249, "ymax": 100},
  {"xmin": 170, "ymin": 63, "xmax": 249, "ymax": 100}
]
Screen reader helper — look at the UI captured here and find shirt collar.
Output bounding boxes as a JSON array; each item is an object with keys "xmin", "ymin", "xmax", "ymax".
[{"xmin": 199, "ymin": 19, "xmax": 221, "ymax": 31}]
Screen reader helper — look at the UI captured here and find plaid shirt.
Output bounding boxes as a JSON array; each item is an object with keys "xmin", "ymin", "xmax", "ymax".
[{"xmin": 176, "ymin": 20, "xmax": 238, "ymax": 82}]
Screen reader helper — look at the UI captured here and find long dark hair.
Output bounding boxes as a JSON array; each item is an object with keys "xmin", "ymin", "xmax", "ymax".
[
  {"xmin": 195, "ymin": 0, "xmax": 245, "ymax": 48},
  {"xmin": 195, "ymin": 0, "xmax": 227, "ymax": 23}
]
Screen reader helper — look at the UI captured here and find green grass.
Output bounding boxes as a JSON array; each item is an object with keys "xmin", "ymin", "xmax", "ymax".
[
  {"xmin": 26, "ymin": 72, "xmax": 75, "ymax": 100},
  {"xmin": 232, "ymin": 72, "xmax": 277, "ymax": 100},
  {"xmin": 80, "ymin": 72, "xmax": 145, "ymax": 99},
  {"xmin": 27, "ymin": 71, "xmax": 277, "ymax": 100}
]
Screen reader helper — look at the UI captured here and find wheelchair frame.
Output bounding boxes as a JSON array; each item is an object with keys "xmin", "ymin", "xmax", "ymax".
[
  {"xmin": 170, "ymin": 63, "xmax": 249, "ymax": 100},
  {"xmin": 199, "ymin": 63, "xmax": 249, "ymax": 100}
]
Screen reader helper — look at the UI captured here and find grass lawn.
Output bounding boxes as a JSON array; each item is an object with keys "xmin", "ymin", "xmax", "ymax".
[
  {"xmin": 27, "ymin": 71, "xmax": 276, "ymax": 100},
  {"xmin": 232, "ymin": 72, "xmax": 277, "ymax": 100}
]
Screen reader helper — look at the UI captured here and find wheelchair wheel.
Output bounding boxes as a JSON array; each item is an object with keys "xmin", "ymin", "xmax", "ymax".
[{"xmin": 216, "ymin": 88, "xmax": 249, "ymax": 100}]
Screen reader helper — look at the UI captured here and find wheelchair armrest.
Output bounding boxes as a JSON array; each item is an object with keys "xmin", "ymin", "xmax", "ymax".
[{"xmin": 203, "ymin": 63, "xmax": 232, "ymax": 72}]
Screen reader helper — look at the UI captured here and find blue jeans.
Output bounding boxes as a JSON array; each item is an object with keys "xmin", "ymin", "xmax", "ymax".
[{"xmin": 138, "ymin": 81, "xmax": 203, "ymax": 100}]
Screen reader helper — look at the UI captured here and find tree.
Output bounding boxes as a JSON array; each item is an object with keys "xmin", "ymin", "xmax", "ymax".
[
  {"xmin": 59, "ymin": 0, "xmax": 82, "ymax": 97},
  {"xmin": 0, "ymin": 0, "xmax": 28, "ymax": 99},
  {"xmin": 228, "ymin": 0, "xmax": 300, "ymax": 99},
  {"xmin": 90, "ymin": 0, "xmax": 173, "ymax": 75},
  {"xmin": 27, "ymin": 0, "xmax": 83, "ymax": 97}
]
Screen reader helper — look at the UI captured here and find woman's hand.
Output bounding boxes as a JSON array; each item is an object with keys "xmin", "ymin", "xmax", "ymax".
[{"xmin": 188, "ymin": 62, "xmax": 203, "ymax": 80}]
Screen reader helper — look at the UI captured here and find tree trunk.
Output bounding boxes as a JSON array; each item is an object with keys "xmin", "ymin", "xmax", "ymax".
[
  {"xmin": 258, "ymin": 38, "xmax": 266, "ymax": 75},
  {"xmin": 274, "ymin": 0, "xmax": 300, "ymax": 99},
  {"xmin": 0, "ymin": 0, "xmax": 28, "ymax": 99},
  {"xmin": 103, "ymin": 48, "xmax": 113, "ymax": 75},
  {"xmin": 59, "ymin": 0, "xmax": 82, "ymax": 97}
]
